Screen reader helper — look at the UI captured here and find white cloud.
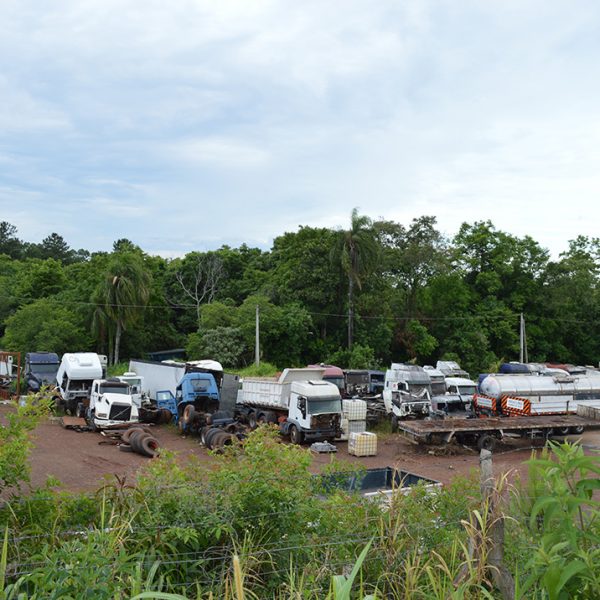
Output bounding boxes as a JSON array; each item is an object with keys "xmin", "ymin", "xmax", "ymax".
[{"xmin": 0, "ymin": 0, "xmax": 599, "ymax": 256}]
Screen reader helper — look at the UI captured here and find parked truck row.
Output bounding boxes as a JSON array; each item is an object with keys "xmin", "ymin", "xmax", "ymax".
[{"xmin": 6, "ymin": 347, "xmax": 600, "ymax": 448}]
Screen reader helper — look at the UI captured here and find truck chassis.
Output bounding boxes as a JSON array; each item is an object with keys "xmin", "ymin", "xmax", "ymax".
[{"xmin": 395, "ymin": 414, "xmax": 599, "ymax": 450}]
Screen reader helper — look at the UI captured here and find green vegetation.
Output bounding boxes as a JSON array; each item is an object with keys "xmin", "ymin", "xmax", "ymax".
[
  {"xmin": 0, "ymin": 419, "xmax": 599, "ymax": 598},
  {"xmin": 1, "ymin": 214, "xmax": 599, "ymax": 374}
]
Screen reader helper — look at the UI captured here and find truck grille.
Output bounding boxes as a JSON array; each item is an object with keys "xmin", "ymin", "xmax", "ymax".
[{"xmin": 109, "ymin": 404, "xmax": 131, "ymax": 421}]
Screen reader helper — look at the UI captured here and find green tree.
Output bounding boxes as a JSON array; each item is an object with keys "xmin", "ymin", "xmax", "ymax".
[
  {"xmin": 2, "ymin": 298, "xmax": 89, "ymax": 356},
  {"xmin": 92, "ymin": 253, "xmax": 151, "ymax": 365},
  {"xmin": 332, "ymin": 208, "xmax": 379, "ymax": 349},
  {"xmin": 0, "ymin": 221, "xmax": 22, "ymax": 258},
  {"xmin": 38, "ymin": 233, "xmax": 74, "ymax": 263},
  {"xmin": 186, "ymin": 326, "xmax": 247, "ymax": 367}
]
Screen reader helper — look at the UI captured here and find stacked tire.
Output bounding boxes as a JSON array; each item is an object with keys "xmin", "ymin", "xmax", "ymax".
[
  {"xmin": 200, "ymin": 426, "xmax": 240, "ymax": 451},
  {"xmin": 119, "ymin": 427, "xmax": 161, "ymax": 458}
]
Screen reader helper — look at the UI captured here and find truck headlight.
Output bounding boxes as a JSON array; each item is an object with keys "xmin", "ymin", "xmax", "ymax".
[{"xmin": 96, "ymin": 413, "xmax": 107, "ymax": 418}]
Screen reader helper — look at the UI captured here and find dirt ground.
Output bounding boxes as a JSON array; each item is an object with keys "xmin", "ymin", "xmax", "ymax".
[{"xmin": 5, "ymin": 403, "xmax": 600, "ymax": 493}]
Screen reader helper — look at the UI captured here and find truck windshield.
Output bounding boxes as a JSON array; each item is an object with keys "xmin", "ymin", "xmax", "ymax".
[
  {"xmin": 325, "ymin": 377, "xmax": 345, "ymax": 391},
  {"xmin": 99, "ymin": 384, "xmax": 129, "ymax": 395},
  {"xmin": 407, "ymin": 384, "xmax": 430, "ymax": 396},
  {"xmin": 307, "ymin": 397, "xmax": 341, "ymax": 415},
  {"xmin": 31, "ymin": 364, "xmax": 59, "ymax": 375},
  {"xmin": 191, "ymin": 379, "xmax": 212, "ymax": 392},
  {"xmin": 430, "ymin": 382, "xmax": 446, "ymax": 396},
  {"xmin": 458, "ymin": 386, "xmax": 477, "ymax": 396}
]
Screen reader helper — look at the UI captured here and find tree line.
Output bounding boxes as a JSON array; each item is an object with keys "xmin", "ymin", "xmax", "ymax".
[{"xmin": 0, "ymin": 212, "xmax": 598, "ymax": 376}]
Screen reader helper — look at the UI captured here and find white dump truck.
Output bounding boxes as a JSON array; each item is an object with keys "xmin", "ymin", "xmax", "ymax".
[
  {"xmin": 55, "ymin": 353, "xmax": 104, "ymax": 414},
  {"xmin": 86, "ymin": 378, "xmax": 139, "ymax": 430},
  {"xmin": 383, "ymin": 364, "xmax": 432, "ymax": 428},
  {"xmin": 236, "ymin": 368, "xmax": 343, "ymax": 444}
]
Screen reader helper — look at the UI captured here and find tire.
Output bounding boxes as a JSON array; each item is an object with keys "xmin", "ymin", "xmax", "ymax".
[
  {"xmin": 391, "ymin": 414, "xmax": 399, "ymax": 433},
  {"xmin": 130, "ymin": 431, "xmax": 151, "ymax": 453},
  {"xmin": 122, "ymin": 427, "xmax": 152, "ymax": 444},
  {"xmin": 264, "ymin": 411, "xmax": 278, "ymax": 424},
  {"xmin": 88, "ymin": 409, "xmax": 98, "ymax": 433},
  {"xmin": 212, "ymin": 431, "xmax": 229, "ymax": 450},
  {"xmin": 554, "ymin": 427, "xmax": 570, "ymax": 436},
  {"xmin": 139, "ymin": 435, "xmax": 160, "ymax": 458},
  {"xmin": 570, "ymin": 425, "xmax": 585, "ymax": 435},
  {"xmin": 248, "ymin": 411, "xmax": 258, "ymax": 430},
  {"xmin": 289, "ymin": 425, "xmax": 303, "ymax": 445},
  {"xmin": 205, "ymin": 427, "xmax": 222, "ymax": 450},
  {"xmin": 200, "ymin": 426, "xmax": 210, "ymax": 445},
  {"xmin": 160, "ymin": 409, "xmax": 174, "ymax": 424},
  {"xmin": 182, "ymin": 404, "xmax": 195, "ymax": 425},
  {"xmin": 76, "ymin": 402, "xmax": 85, "ymax": 418},
  {"xmin": 477, "ymin": 434, "xmax": 497, "ymax": 451},
  {"xmin": 118, "ymin": 444, "xmax": 133, "ymax": 453}
]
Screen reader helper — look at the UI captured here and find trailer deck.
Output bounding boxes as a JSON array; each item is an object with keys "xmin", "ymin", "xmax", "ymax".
[{"xmin": 396, "ymin": 414, "xmax": 600, "ymax": 446}]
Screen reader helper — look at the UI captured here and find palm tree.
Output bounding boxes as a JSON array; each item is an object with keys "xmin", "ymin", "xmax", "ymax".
[
  {"xmin": 93, "ymin": 253, "xmax": 151, "ymax": 365},
  {"xmin": 333, "ymin": 208, "xmax": 379, "ymax": 349}
]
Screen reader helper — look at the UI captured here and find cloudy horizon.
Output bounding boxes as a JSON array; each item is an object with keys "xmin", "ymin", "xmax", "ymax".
[{"xmin": 1, "ymin": 0, "xmax": 599, "ymax": 258}]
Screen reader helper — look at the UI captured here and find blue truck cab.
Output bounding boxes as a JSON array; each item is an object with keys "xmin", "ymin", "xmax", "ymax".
[{"xmin": 156, "ymin": 371, "xmax": 221, "ymax": 433}]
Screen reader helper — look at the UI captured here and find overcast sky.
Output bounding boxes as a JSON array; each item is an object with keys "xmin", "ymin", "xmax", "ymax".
[{"xmin": 1, "ymin": 1, "xmax": 599, "ymax": 258}]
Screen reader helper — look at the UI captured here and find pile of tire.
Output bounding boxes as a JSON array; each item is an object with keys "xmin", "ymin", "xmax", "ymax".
[
  {"xmin": 119, "ymin": 426, "xmax": 161, "ymax": 458},
  {"xmin": 200, "ymin": 426, "xmax": 241, "ymax": 451}
]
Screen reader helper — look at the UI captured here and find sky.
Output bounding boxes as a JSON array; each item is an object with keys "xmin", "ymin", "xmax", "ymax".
[{"xmin": 1, "ymin": 0, "xmax": 599, "ymax": 258}]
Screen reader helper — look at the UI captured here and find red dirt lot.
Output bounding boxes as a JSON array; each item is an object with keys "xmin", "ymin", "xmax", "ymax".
[{"xmin": 5, "ymin": 403, "xmax": 600, "ymax": 493}]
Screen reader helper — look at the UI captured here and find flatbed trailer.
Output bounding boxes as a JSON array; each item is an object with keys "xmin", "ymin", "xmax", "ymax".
[{"xmin": 396, "ymin": 414, "xmax": 600, "ymax": 450}]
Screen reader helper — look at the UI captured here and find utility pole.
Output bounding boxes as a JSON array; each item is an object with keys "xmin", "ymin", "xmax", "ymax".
[
  {"xmin": 255, "ymin": 305, "xmax": 260, "ymax": 367},
  {"xmin": 520, "ymin": 313, "xmax": 528, "ymax": 363}
]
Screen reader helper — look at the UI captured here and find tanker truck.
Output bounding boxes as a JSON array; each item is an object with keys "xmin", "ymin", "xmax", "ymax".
[{"xmin": 476, "ymin": 373, "xmax": 600, "ymax": 433}]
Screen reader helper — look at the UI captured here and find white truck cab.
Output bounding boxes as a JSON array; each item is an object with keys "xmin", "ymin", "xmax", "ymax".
[
  {"xmin": 55, "ymin": 353, "xmax": 103, "ymax": 414},
  {"xmin": 383, "ymin": 363, "xmax": 432, "ymax": 423},
  {"xmin": 117, "ymin": 371, "xmax": 146, "ymax": 408},
  {"xmin": 87, "ymin": 378, "xmax": 138, "ymax": 430}
]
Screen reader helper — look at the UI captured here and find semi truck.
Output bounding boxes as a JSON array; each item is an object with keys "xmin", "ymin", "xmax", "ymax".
[
  {"xmin": 383, "ymin": 364, "xmax": 432, "ymax": 428},
  {"xmin": 24, "ymin": 352, "xmax": 60, "ymax": 392},
  {"xmin": 55, "ymin": 353, "xmax": 104, "ymax": 414},
  {"xmin": 86, "ymin": 378, "xmax": 138, "ymax": 430},
  {"xmin": 236, "ymin": 368, "xmax": 343, "ymax": 444}
]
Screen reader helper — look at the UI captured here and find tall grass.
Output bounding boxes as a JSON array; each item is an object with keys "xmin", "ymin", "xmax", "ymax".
[{"xmin": 1, "ymin": 432, "xmax": 599, "ymax": 598}]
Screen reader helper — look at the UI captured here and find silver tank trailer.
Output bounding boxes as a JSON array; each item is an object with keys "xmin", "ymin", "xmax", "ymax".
[{"xmin": 479, "ymin": 374, "xmax": 600, "ymax": 415}]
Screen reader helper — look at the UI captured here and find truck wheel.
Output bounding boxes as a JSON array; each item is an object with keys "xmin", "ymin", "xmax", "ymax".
[
  {"xmin": 570, "ymin": 425, "xmax": 585, "ymax": 435},
  {"xmin": 139, "ymin": 435, "xmax": 160, "ymax": 458},
  {"xmin": 130, "ymin": 431, "xmax": 151, "ymax": 453},
  {"xmin": 205, "ymin": 427, "xmax": 222, "ymax": 450},
  {"xmin": 554, "ymin": 427, "xmax": 570, "ymax": 436},
  {"xmin": 122, "ymin": 427, "xmax": 152, "ymax": 444},
  {"xmin": 248, "ymin": 412, "xmax": 258, "ymax": 430},
  {"xmin": 88, "ymin": 410, "xmax": 98, "ymax": 432},
  {"xmin": 477, "ymin": 434, "xmax": 497, "ymax": 451},
  {"xmin": 160, "ymin": 409, "xmax": 173, "ymax": 424},
  {"xmin": 289, "ymin": 425, "xmax": 303, "ymax": 445},
  {"xmin": 76, "ymin": 402, "xmax": 85, "ymax": 418},
  {"xmin": 182, "ymin": 404, "xmax": 195, "ymax": 425},
  {"xmin": 390, "ymin": 414, "xmax": 399, "ymax": 433}
]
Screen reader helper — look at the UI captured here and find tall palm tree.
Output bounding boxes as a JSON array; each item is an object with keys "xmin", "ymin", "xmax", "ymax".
[
  {"xmin": 333, "ymin": 208, "xmax": 379, "ymax": 349},
  {"xmin": 93, "ymin": 253, "xmax": 151, "ymax": 365}
]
